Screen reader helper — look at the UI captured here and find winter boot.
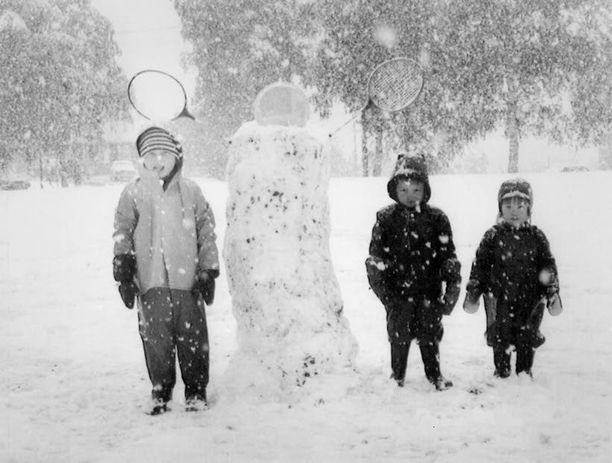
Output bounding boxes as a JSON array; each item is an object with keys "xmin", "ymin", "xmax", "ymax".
[
  {"xmin": 148, "ymin": 398, "xmax": 169, "ymax": 416},
  {"xmin": 432, "ymin": 376, "xmax": 454, "ymax": 391},
  {"xmin": 185, "ymin": 391, "xmax": 209, "ymax": 412},
  {"xmin": 516, "ymin": 346, "xmax": 535, "ymax": 376},
  {"xmin": 390, "ymin": 343, "xmax": 409, "ymax": 387},
  {"xmin": 493, "ymin": 348, "xmax": 511, "ymax": 378},
  {"xmin": 420, "ymin": 344, "xmax": 453, "ymax": 391}
]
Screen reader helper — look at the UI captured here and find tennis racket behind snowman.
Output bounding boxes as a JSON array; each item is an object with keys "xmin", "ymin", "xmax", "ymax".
[{"xmin": 330, "ymin": 57, "xmax": 424, "ymax": 136}]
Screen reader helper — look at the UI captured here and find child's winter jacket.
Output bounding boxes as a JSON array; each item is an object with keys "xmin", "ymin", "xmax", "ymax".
[
  {"xmin": 113, "ymin": 168, "xmax": 219, "ymax": 294},
  {"xmin": 366, "ymin": 155, "xmax": 461, "ymax": 317},
  {"xmin": 368, "ymin": 203, "xmax": 459, "ymax": 305},
  {"xmin": 466, "ymin": 221, "xmax": 558, "ymax": 347}
]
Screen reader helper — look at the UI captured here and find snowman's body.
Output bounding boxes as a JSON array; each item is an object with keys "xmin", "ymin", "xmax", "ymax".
[{"xmin": 223, "ymin": 121, "xmax": 357, "ymax": 396}]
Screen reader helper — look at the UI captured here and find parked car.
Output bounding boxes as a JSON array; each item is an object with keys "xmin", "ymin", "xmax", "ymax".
[
  {"xmin": 548, "ymin": 163, "xmax": 591, "ymax": 173},
  {"xmin": 110, "ymin": 160, "xmax": 137, "ymax": 182},
  {"xmin": 560, "ymin": 165, "xmax": 589, "ymax": 173},
  {"xmin": 0, "ymin": 179, "xmax": 31, "ymax": 190}
]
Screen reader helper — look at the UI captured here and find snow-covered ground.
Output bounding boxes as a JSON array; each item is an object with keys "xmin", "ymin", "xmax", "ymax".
[{"xmin": 1, "ymin": 171, "xmax": 611, "ymax": 462}]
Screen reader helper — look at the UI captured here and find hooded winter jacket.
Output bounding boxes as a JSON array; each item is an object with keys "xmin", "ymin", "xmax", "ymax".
[
  {"xmin": 366, "ymin": 155, "xmax": 461, "ymax": 306},
  {"xmin": 113, "ymin": 167, "xmax": 219, "ymax": 294}
]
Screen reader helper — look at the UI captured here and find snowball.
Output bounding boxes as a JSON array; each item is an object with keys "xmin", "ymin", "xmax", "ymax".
[
  {"xmin": 539, "ymin": 269, "xmax": 553, "ymax": 285},
  {"xmin": 374, "ymin": 261, "xmax": 386, "ymax": 271}
]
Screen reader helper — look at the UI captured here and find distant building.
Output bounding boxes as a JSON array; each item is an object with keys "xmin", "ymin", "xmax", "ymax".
[{"xmin": 101, "ymin": 119, "xmax": 137, "ymax": 164}]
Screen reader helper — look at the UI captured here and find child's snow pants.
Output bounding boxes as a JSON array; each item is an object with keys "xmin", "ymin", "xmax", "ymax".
[
  {"xmin": 485, "ymin": 295, "xmax": 545, "ymax": 376},
  {"xmin": 138, "ymin": 288, "xmax": 209, "ymax": 402},
  {"xmin": 386, "ymin": 297, "xmax": 444, "ymax": 383}
]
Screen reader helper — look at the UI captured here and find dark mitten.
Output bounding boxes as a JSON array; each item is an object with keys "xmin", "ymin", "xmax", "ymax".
[
  {"xmin": 441, "ymin": 282, "xmax": 461, "ymax": 315},
  {"xmin": 441, "ymin": 258, "xmax": 461, "ymax": 284},
  {"xmin": 365, "ymin": 256, "xmax": 394, "ymax": 305},
  {"xmin": 538, "ymin": 268, "xmax": 559, "ymax": 297},
  {"xmin": 545, "ymin": 282, "xmax": 559, "ymax": 298},
  {"xmin": 118, "ymin": 281, "xmax": 138, "ymax": 309},
  {"xmin": 440, "ymin": 258, "xmax": 461, "ymax": 315},
  {"xmin": 113, "ymin": 254, "xmax": 136, "ymax": 282},
  {"xmin": 196, "ymin": 271, "xmax": 216, "ymax": 305}
]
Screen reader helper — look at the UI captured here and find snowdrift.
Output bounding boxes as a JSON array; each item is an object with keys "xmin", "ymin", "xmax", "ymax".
[{"xmin": 1, "ymin": 170, "xmax": 611, "ymax": 462}]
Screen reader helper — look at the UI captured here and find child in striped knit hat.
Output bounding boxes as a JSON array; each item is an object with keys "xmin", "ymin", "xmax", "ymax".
[{"xmin": 113, "ymin": 126, "xmax": 220, "ymax": 415}]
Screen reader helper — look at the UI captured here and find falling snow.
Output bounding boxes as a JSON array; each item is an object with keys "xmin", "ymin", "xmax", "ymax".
[{"xmin": 1, "ymin": 0, "xmax": 611, "ymax": 461}]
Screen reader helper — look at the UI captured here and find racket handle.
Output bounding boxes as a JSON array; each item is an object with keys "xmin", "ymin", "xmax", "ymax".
[
  {"xmin": 175, "ymin": 106, "xmax": 196, "ymax": 121},
  {"xmin": 329, "ymin": 114, "xmax": 359, "ymax": 137},
  {"xmin": 329, "ymin": 100, "xmax": 372, "ymax": 137}
]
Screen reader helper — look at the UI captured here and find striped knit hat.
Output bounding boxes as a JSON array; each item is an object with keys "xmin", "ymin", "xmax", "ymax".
[{"xmin": 135, "ymin": 126, "xmax": 183, "ymax": 159}]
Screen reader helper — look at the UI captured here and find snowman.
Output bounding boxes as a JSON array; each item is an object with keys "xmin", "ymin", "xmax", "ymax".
[{"xmin": 223, "ymin": 83, "xmax": 358, "ymax": 397}]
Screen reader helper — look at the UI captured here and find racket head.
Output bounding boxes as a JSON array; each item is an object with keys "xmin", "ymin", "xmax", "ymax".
[
  {"xmin": 127, "ymin": 70, "xmax": 194, "ymax": 121},
  {"xmin": 367, "ymin": 57, "xmax": 424, "ymax": 112},
  {"xmin": 253, "ymin": 82, "xmax": 310, "ymax": 127}
]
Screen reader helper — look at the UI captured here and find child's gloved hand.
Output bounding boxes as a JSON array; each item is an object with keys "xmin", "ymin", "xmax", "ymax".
[
  {"xmin": 462, "ymin": 293, "xmax": 480, "ymax": 314},
  {"xmin": 365, "ymin": 256, "xmax": 395, "ymax": 306},
  {"xmin": 539, "ymin": 268, "xmax": 559, "ymax": 297},
  {"xmin": 113, "ymin": 254, "xmax": 136, "ymax": 282},
  {"xmin": 118, "ymin": 281, "xmax": 138, "ymax": 309},
  {"xmin": 440, "ymin": 283, "xmax": 461, "ymax": 315},
  {"xmin": 113, "ymin": 254, "xmax": 138, "ymax": 309},
  {"xmin": 544, "ymin": 281, "xmax": 559, "ymax": 298},
  {"xmin": 195, "ymin": 270, "xmax": 216, "ymax": 306}
]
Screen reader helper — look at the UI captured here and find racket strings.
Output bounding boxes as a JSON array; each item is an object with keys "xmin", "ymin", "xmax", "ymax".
[
  {"xmin": 128, "ymin": 70, "xmax": 188, "ymax": 121},
  {"xmin": 368, "ymin": 59, "xmax": 423, "ymax": 111}
]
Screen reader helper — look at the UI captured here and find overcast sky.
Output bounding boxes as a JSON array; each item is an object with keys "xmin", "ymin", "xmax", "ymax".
[{"xmin": 90, "ymin": 0, "xmax": 196, "ymax": 93}]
